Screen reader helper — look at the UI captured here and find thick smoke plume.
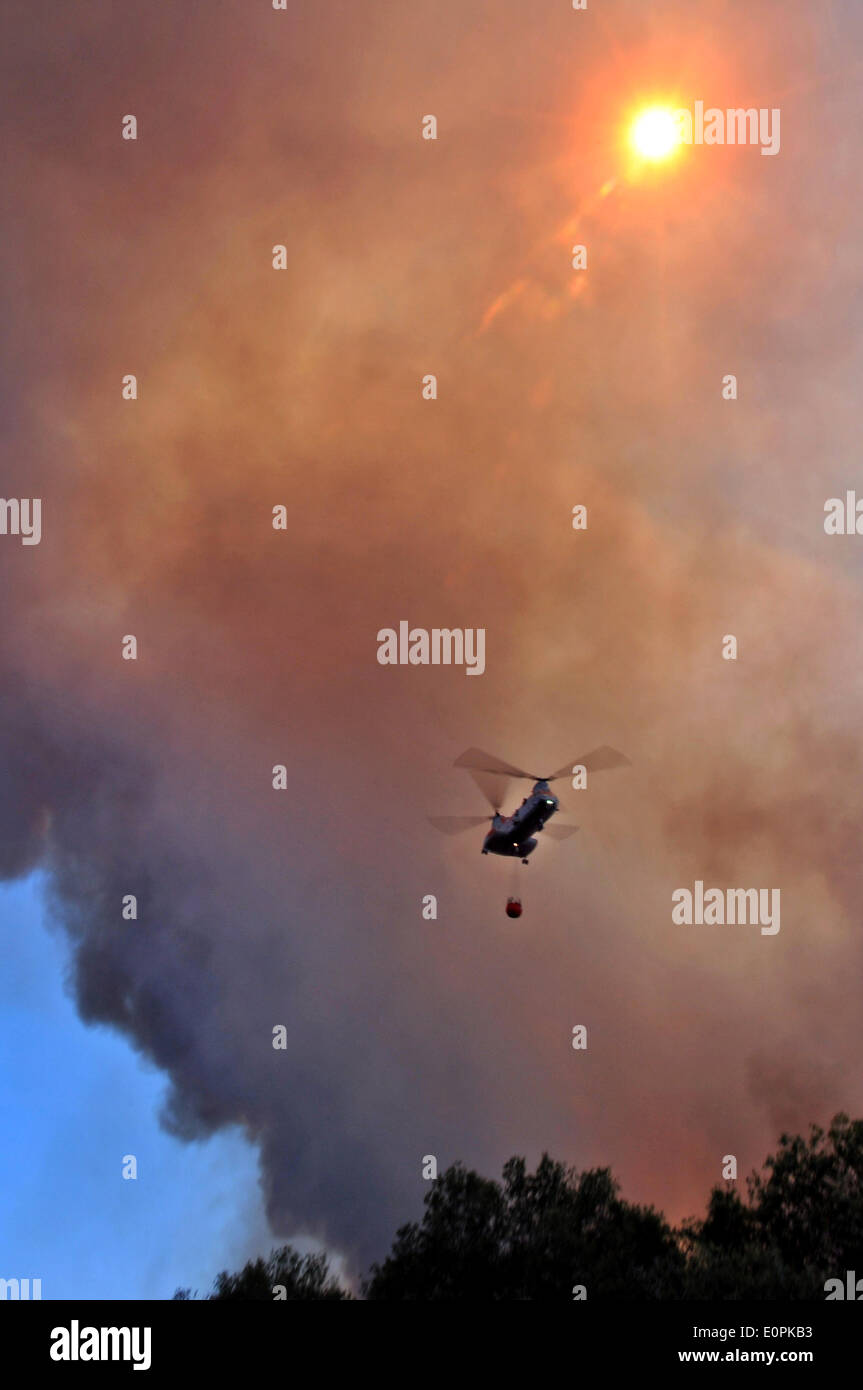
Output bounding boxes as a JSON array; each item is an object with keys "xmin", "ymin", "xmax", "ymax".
[{"xmin": 3, "ymin": 0, "xmax": 863, "ymax": 1266}]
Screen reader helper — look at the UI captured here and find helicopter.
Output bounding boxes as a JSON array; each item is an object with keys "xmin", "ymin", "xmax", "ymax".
[{"xmin": 430, "ymin": 744, "xmax": 631, "ymax": 864}]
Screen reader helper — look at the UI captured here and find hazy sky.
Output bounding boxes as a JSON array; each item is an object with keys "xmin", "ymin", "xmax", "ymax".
[{"xmin": 3, "ymin": 0, "xmax": 863, "ymax": 1287}]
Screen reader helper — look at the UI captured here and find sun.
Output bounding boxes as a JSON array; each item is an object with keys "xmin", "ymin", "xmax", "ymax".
[{"xmin": 630, "ymin": 106, "xmax": 680, "ymax": 161}]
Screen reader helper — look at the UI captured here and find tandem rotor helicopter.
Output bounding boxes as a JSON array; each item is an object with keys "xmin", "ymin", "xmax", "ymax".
[{"xmin": 430, "ymin": 745, "xmax": 631, "ymax": 917}]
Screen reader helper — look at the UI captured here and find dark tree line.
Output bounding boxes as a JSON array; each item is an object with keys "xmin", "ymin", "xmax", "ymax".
[{"xmin": 173, "ymin": 1113, "xmax": 863, "ymax": 1300}]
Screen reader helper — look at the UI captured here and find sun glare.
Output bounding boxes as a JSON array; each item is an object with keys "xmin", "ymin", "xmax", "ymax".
[{"xmin": 630, "ymin": 106, "xmax": 680, "ymax": 161}]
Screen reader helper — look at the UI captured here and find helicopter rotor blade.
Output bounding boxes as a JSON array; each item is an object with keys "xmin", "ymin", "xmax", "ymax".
[
  {"xmin": 465, "ymin": 767, "xmax": 509, "ymax": 812},
  {"xmin": 547, "ymin": 746, "xmax": 631, "ymax": 781},
  {"xmin": 454, "ymin": 748, "xmax": 537, "ymax": 780},
  {"xmin": 428, "ymin": 815, "xmax": 492, "ymax": 836}
]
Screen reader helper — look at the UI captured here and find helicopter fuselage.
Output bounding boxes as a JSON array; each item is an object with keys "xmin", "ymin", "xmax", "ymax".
[{"xmin": 481, "ymin": 781, "xmax": 559, "ymax": 860}]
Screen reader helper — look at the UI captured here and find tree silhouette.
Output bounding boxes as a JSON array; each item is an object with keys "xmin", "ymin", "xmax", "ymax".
[
  {"xmin": 173, "ymin": 1246, "xmax": 349, "ymax": 1300},
  {"xmin": 363, "ymin": 1154, "xmax": 683, "ymax": 1300},
  {"xmin": 174, "ymin": 1114, "xmax": 863, "ymax": 1300},
  {"xmin": 680, "ymin": 1113, "xmax": 863, "ymax": 1298}
]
